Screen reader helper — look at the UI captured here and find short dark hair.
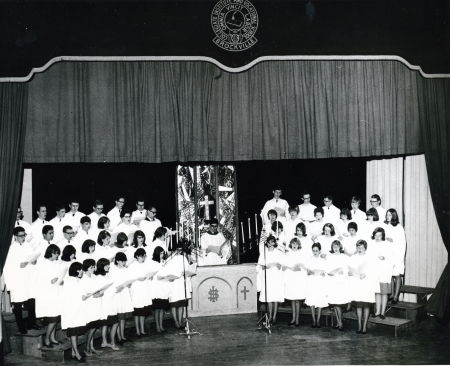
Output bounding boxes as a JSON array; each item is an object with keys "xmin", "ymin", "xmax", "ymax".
[
  {"xmin": 61, "ymin": 245, "xmax": 76, "ymax": 262},
  {"xmin": 120, "ymin": 209, "xmax": 132, "ymax": 219},
  {"xmin": 132, "ymin": 230, "xmax": 147, "ymax": 248},
  {"xmin": 209, "ymin": 218, "xmax": 219, "ymax": 226},
  {"xmin": 371, "ymin": 194, "xmax": 381, "ymax": 203},
  {"xmin": 271, "ymin": 221, "xmax": 283, "ymax": 232},
  {"xmin": 351, "ymin": 196, "xmax": 361, "ymax": 204},
  {"xmin": 116, "ymin": 195, "xmax": 125, "ymax": 202},
  {"xmin": 134, "ymin": 248, "xmax": 147, "ymax": 259},
  {"xmin": 93, "ymin": 200, "xmax": 103, "ymax": 207},
  {"xmin": 330, "ymin": 240, "xmax": 344, "ymax": 254},
  {"xmin": 289, "ymin": 206, "xmax": 299, "ymax": 214},
  {"xmin": 152, "ymin": 247, "xmax": 165, "ymax": 262},
  {"xmin": 115, "ymin": 252, "xmax": 127, "ymax": 264},
  {"xmin": 146, "ymin": 204, "xmax": 156, "ymax": 211},
  {"xmin": 347, "ymin": 222, "xmax": 358, "ymax": 232},
  {"xmin": 312, "ymin": 242, "xmax": 321, "ymax": 251},
  {"xmin": 324, "ymin": 195, "xmax": 333, "ymax": 201},
  {"xmin": 289, "ymin": 237, "xmax": 301, "ymax": 249},
  {"xmin": 322, "ymin": 223, "xmax": 336, "ymax": 236},
  {"xmin": 68, "ymin": 262, "xmax": 83, "ymax": 277},
  {"xmin": 82, "ymin": 239, "xmax": 95, "ymax": 253},
  {"xmin": 314, "ymin": 207, "xmax": 324, "ymax": 216},
  {"xmin": 80, "ymin": 216, "xmax": 91, "ymax": 225},
  {"xmin": 116, "ymin": 232, "xmax": 128, "ymax": 247},
  {"xmin": 267, "ymin": 209, "xmax": 277, "ymax": 218},
  {"xmin": 153, "ymin": 227, "xmax": 167, "ymax": 241},
  {"xmin": 97, "ymin": 230, "xmax": 111, "ymax": 245},
  {"xmin": 63, "ymin": 225, "xmax": 73, "ymax": 233},
  {"xmin": 13, "ymin": 226, "xmax": 25, "ymax": 236},
  {"xmin": 340, "ymin": 207, "xmax": 352, "ymax": 220},
  {"xmin": 385, "ymin": 208, "xmax": 400, "ymax": 226},
  {"xmin": 371, "ymin": 227, "xmax": 386, "ymax": 241},
  {"xmin": 265, "ymin": 235, "xmax": 277, "ymax": 248},
  {"xmin": 44, "ymin": 244, "xmax": 61, "ymax": 259},
  {"xmin": 82, "ymin": 259, "xmax": 96, "ymax": 272},
  {"xmin": 356, "ymin": 239, "xmax": 367, "ymax": 250},
  {"xmin": 98, "ymin": 216, "xmax": 110, "ymax": 229},
  {"xmin": 295, "ymin": 222, "xmax": 307, "ymax": 237},
  {"xmin": 42, "ymin": 225, "xmax": 54, "ymax": 235},
  {"xmin": 55, "ymin": 203, "xmax": 65, "ymax": 211},
  {"xmin": 366, "ymin": 208, "xmax": 379, "ymax": 221},
  {"xmin": 95, "ymin": 258, "xmax": 110, "ymax": 276}
]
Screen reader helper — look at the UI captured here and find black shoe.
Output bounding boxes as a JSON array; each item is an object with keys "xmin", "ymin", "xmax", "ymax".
[
  {"xmin": 43, "ymin": 342, "xmax": 54, "ymax": 348},
  {"xmin": 272, "ymin": 320, "xmax": 277, "ymax": 325},
  {"xmin": 380, "ymin": 315, "xmax": 386, "ymax": 320},
  {"xmin": 339, "ymin": 327, "xmax": 344, "ymax": 332},
  {"xmin": 295, "ymin": 323, "xmax": 300, "ymax": 327},
  {"xmin": 311, "ymin": 324, "xmax": 316, "ymax": 328},
  {"xmin": 356, "ymin": 330, "xmax": 361, "ymax": 334},
  {"xmin": 18, "ymin": 327, "xmax": 28, "ymax": 335},
  {"xmin": 117, "ymin": 340, "xmax": 124, "ymax": 346},
  {"xmin": 362, "ymin": 330, "xmax": 367, "ymax": 335},
  {"xmin": 27, "ymin": 324, "xmax": 41, "ymax": 331},
  {"xmin": 316, "ymin": 324, "xmax": 321, "ymax": 328},
  {"xmin": 332, "ymin": 325, "xmax": 339, "ymax": 329},
  {"xmin": 391, "ymin": 300, "xmax": 398, "ymax": 305},
  {"xmin": 51, "ymin": 340, "xmax": 62, "ymax": 345},
  {"xmin": 287, "ymin": 321, "xmax": 295, "ymax": 326}
]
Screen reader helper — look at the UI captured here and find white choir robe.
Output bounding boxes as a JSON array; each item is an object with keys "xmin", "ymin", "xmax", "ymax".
[
  {"xmin": 260, "ymin": 198, "xmax": 289, "ymax": 226},
  {"xmin": 49, "ymin": 216, "xmax": 69, "ymax": 243},
  {"xmin": 306, "ymin": 220, "xmax": 326, "ymax": 238},
  {"xmin": 341, "ymin": 235, "xmax": 364, "ymax": 256},
  {"xmin": 128, "ymin": 260, "xmax": 156, "ymax": 309},
  {"xmin": 73, "ymin": 229, "xmax": 97, "ymax": 253},
  {"xmin": 4, "ymin": 241, "xmax": 36, "ymax": 302},
  {"xmin": 14, "ymin": 219, "xmax": 33, "ymax": 242},
  {"xmin": 348, "ymin": 253, "xmax": 379, "ymax": 303},
  {"xmin": 325, "ymin": 253, "xmax": 351, "ymax": 305},
  {"xmin": 148, "ymin": 240, "xmax": 169, "ymax": 257},
  {"xmin": 349, "ymin": 209, "xmax": 366, "ymax": 227},
  {"xmin": 257, "ymin": 248, "xmax": 285, "ymax": 303},
  {"xmin": 375, "ymin": 206, "xmax": 387, "ymax": 222},
  {"xmin": 113, "ymin": 223, "xmax": 139, "ymax": 241},
  {"xmin": 284, "ymin": 235, "xmax": 312, "ymax": 254},
  {"xmin": 131, "ymin": 210, "xmax": 147, "ymax": 225},
  {"xmin": 370, "ymin": 240, "xmax": 395, "ymax": 285},
  {"xmin": 30, "ymin": 219, "xmax": 50, "ymax": 246},
  {"xmin": 163, "ymin": 254, "xmax": 191, "ymax": 303},
  {"xmin": 359, "ymin": 221, "xmax": 386, "ymax": 245},
  {"xmin": 314, "ymin": 235, "xmax": 338, "ymax": 256},
  {"xmin": 35, "ymin": 259, "xmax": 62, "ymax": 318},
  {"xmin": 198, "ymin": 232, "xmax": 228, "ymax": 266},
  {"xmin": 335, "ymin": 219, "xmax": 352, "ymax": 238},
  {"xmin": 80, "ymin": 274, "xmax": 103, "ymax": 324},
  {"xmin": 33, "ymin": 240, "xmax": 55, "ymax": 264},
  {"xmin": 283, "ymin": 217, "xmax": 304, "ymax": 240},
  {"xmin": 305, "ymin": 256, "xmax": 329, "ymax": 308},
  {"xmin": 65, "ymin": 211, "xmax": 85, "ymax": 233},
  {"xmin": 61, "ymin": 276, "xmax": 88, "ymax": 330},
  {"xmin": 322, "ymin": 204, "xmax": 340, "ymax": 226},
  {"xmin": 139, "ymin": 218, "xmax": 162, "ymax": 243},
  {"xmin": 107, "ymin": 207, "xmax": 122, "ymax": 231},
  {"xmin": 150, "ymin": 261, "xmax": 169, "ymax": 301},
  {"xmin": 96, "ymin": 273, "xmax": 117, "ymax": 319},
  {"xmin": 88, "ymin": 212, "xmax": 106, "ymax": 231},
  {"xmin": 109, "ymin": 265, "xmax": 134, "ymax": 315},
  {"xmin": 283, "ymin": 249, "xmax": 308, "ymax": 300},
  {"xmin": 298, "ymin": 203, "xmax": 317, "ymax": 222},
  {"xmin": 384, "ymin": 223, "xmax": 407, "ymax": 276},
  {"xmin": 57, "ymin": 238, "xmax": 75, "ymax": 252}
]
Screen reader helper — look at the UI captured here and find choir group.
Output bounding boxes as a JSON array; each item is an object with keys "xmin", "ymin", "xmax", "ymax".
[
  {"xmin": 257, "ymin": 191, "xmax": 407, "ymax": 334},
  {"xmin": 4, "ymin": 197, "xmax": 191, "ymax": 363}
]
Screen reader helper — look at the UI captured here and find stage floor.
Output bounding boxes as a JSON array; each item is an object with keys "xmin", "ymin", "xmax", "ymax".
[{"xmin": 5, "ymin": 312, "xmax": 450, "ymax": 365}]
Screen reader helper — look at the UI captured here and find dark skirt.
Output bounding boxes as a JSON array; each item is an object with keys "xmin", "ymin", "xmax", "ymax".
[
  {"xmin": 100, "ymin": 315, "xmax": 119, "ymax": 326},
  {"xmin": 169, "ymin": 299, "xmax": 188, "ymax": 308},
  {"xmin": 353, "ymin": 301, "xmax": 374, "ymax": 308},
  {"xmin": 117, "ymin": 311, "xmax": 133, "ymax": 320},
  {"xmin": 152, "ymin": 298, "xmax": 170, "ymax": 310},
  {"xmin": 38, "ymin": 315, "xmax": 61, "ymax": 326},
  {"xmin": 86, "ymin": 319, "xmax": 102, "ymax": 330},
  {"xmin": 133, "ymin": 306, "xmax": 152, "ymax": 316},
  {"xmin": 66, "ymin": 325, "xmax": 87, "ymax": 337}
]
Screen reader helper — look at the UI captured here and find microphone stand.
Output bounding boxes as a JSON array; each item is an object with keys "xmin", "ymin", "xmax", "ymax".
[{"xmin": 256, "ymin": 234, "xmax": 271, "ymax": 334}]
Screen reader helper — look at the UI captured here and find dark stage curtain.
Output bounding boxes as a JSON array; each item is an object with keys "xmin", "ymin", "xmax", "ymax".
[
  {"xmin": 0, "ymin": 83, "xmax": 28, "ymax": 270},
  {"xmin": 417, "ymin": 77, "xmax": 450, "ymax": 254},
  {"xmin": 25, "ymin": 60, "xmax": 422, "ymax": 163}
]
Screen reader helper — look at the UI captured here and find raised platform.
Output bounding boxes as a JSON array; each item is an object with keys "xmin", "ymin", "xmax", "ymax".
[
  {"xmin": 190, "ymin": 263, "xmax": 257, "ymax": 317},
  {"xmin": 342, "ymin": 311, "xmax": 412, "ymax": 337},
  {"xmin": 385, "ymin": 301, "xmax": 427, "ymax": 323},
  {"xmin": 400, "ymin": 285, "xmax": 434, "ymax": 304}
]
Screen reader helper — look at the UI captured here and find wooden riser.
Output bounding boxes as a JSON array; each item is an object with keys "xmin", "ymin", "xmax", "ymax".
[{"xmin": 342, "ymin": 311, "xmax": 412, "ymax": 337}]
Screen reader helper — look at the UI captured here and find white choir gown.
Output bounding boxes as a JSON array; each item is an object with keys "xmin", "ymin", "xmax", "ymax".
[
  {"xmin": 283, "ymin": 249, "xmax": 308, "ymax": 300},
  {"xmin": 35, "ymin": 258, "xmax": 62, "ymax": 318},
  {"xmin": 370, "ymin": 240, "xmax": 394, "ymax": 287},
  {"xmin": 80, "ymin": 274, "xmax": 103, "ymax": 325},
  {"xmin": 109, "ymin": 265, "xmax": 134, "ymax": 315},
  {"xmin": 325, "ymin": 253, "xmax": 351, "ymax": 305},
  {"xmin": 384, "ymin": 223, "xmax": 407, "ymax": 276},
  {"xmin": 128, "ymin": 260, "xmax": 157, "ymax": 309},
  {"xmin": 347, "ymin": 253, "xmax": 378, "ymax": 303},
  {"xmin": 305, "ymin": 256, "xmax": 329, "ymax": 308},
  {"xmin": 257, "ymin": 248, "xmax": 285, "ymax": 303},
  {"xmin": 61, "ymin": 276, "xmax": 88, "ymax": 330}
]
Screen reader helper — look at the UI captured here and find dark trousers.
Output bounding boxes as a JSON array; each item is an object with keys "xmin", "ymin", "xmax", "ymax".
[{"xmin": 12, "ymin": 298, "xmax": 36, "ymax": 331}]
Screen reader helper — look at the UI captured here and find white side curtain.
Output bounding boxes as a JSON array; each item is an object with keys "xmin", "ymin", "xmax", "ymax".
[
  {"xmin": 404, "ymin": 154, "xmax": 447, "ymax": 301},
  {"xmin": 366, "ymin": 157, "xmax": 404, "ymax": 223}
]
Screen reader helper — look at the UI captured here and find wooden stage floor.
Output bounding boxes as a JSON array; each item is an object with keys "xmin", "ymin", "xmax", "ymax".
[{"xmin": 5, "ymin": 311, "xmax": 450, "ymax": 365}]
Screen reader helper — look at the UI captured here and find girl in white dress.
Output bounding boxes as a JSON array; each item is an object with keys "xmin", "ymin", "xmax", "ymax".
[
  {"xmin": 305, "ymin": 243, "xmax": 329, "ymax": 328},
  {"xmin": 95, "ymin": 258, "xmax": 120, "ymax": 351},
  {"xmin": 335, "ymin": 208, "xmax": 352, "ymax": 238},
  {"xmin": 384, "ymin": 209, "xmax": 407, "ymax": 304},
  {"xmin": 61, "ymin": 262, "xmax": 88, "ymax": 362},
  {"xmin": 151, "ymin": 247, "xmax": 170, "ymax": 334},
  {"xmin": 35, "ymin": 244, "xmax": 62, "ymax": 348},
  {"xmin": 342, "ymin": 222, "xmax": 361, "ymax": 256},
  {"xmin": 128, "ymin": 248, "xmax": 154, "ymax": 337},
  {"xmin": 283, "ymin": 238, "xmax": 308, "ymax": 326},
  {"xmin": 78, "ymin": 239, "xmax": 97, "ymax": 263},
  {"xmin": 361, "ymin": 208, "xmax": 384, "ymax": 244},
  {"xmin": 348, "ymin": 240, "xmax": 378, "ymax": 334},
  {"xmin": 284, "ymin": 206, "xmax": 304, "ymax": 244},
  {"xmin": 109, "ymin": 252, "xmax": 134, "ymax": 344},
  {"xmin": 313, "ymin": 223, "xmax": 338, "ymax": 257},
  {"xmin": 371, "ymin": 227, "xmax": 394, "ymax": 319},
  {"xmin": 326, "ymin": 240, "xmax": 350, "ymax": 331},
  {"xmin": 257, "ymin": 235, "xmax": 285, "ymax": 325},
  {"xmin": 130, "ymin": 230, "xmax": 148, "ymax": 257}
]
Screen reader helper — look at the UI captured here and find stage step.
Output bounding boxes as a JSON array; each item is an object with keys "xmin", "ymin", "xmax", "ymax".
[
  {"xmin": 400, "ymin": 285, "xmax": 434, "ymax": 304},
  {"xmin": 385, "ymin": 301, "xmax": 427, "ymax": 323},
  {"xmin": 259, "ymin": 304, "xmax": 334, "ymax": 326},
  {"xmin": 342, "ymin": 311, "xmax": 412, "ymax": 337},
  {"xmin": 12, "ymin": 326, "xmax": 66, "ymax": 358}
]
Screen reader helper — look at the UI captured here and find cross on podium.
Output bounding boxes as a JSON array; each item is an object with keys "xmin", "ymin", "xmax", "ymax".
[{"xmin": 200, "ymin": 195, "xmax": 214, "ymax": 220}]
